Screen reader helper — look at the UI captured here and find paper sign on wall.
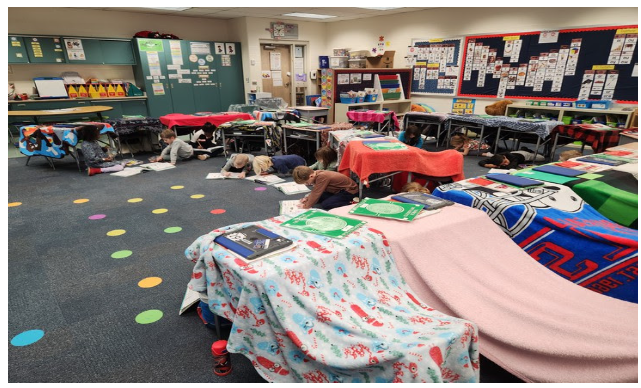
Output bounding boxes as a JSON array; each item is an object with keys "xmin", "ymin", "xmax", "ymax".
[
  {"xmin": 191, "ymin": 42, "xmax": 211, "ymax": 55},
  {"xmin": 152, "ymin": 83, "xmax": 165, "ymax": 95},
  {"xmin": 214, "ymin": 43, "xmax": 225, "ymax": 55},
  {"xmin": 225, "ymin": 43, "xmax": 236, "ymax": 55},
  {"xmin": 270, "ymin": 52, "xmax": 282, "ymax": 70}
]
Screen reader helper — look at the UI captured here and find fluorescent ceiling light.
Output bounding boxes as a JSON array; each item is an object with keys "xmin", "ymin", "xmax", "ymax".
[
  {"xmin": 142, "ymin": 7, "xmax": 191, "ymax": 11},
  {"xmin": 358, "ymin": 7, "xmax": 402, "ymax": 10},
  {"xmin": 282, "ymin": 12, "xmax": 336, "ymax": 19}
]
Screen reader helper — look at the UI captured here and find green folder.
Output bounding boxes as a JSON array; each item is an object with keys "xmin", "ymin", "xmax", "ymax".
[
  {"xmin": 363, "ymin": 142, "xmax": 408, "ymax": 151},
  {"xmin": 281, "ymin": 209, "xmax": 366, "ymax": 239},
  {"xmin": 348, "ymin": 198, "xmax": 423, "ymax": 221},
  {"xmin": 515, "ymin": 169, "xmax": 579, "ymax": 184}
]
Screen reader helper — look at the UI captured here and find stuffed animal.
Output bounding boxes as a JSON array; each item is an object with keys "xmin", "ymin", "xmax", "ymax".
[{"xmin": 485, "ymin": 100, "xmax": 513, "ymax": 116}]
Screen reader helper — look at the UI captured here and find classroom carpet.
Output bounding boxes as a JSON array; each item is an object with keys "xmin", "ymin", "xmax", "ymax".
[{"xmin": 7, "ymin": 150, "xmax": 526, "ymax": 383}]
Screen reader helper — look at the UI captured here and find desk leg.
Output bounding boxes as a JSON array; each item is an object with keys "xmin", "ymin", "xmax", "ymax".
[
  {"xmin": 494, "ymin": 127, "xmax": 502, "ymax": 154},
  {"xmin": 477, "ymin": 125, "xmax": 485, "ymax": 156},
  {"xmin": 283, "ymin": 129, "xmax": 289, "ymax": 155},
  {"xmin": 222, "ymin": 131, "xmax": 228, "ymax": 157},
  {"xmin": 97, "ymin": 112, "xmax": 104, "ymax": 122}
]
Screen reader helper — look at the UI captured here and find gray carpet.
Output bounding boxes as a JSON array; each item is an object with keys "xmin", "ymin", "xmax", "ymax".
[{"xmin": 7, "ymin": 145, "xmax": 537, "ymax": 383}]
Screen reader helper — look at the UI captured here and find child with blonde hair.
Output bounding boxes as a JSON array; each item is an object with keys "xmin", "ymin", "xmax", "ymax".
[
  {"xmin": 221, "ymin": 153, "xmax": 254, "ymax": 178},
  {"xmin": 253, "ymin": 154, "xmax": 306, "ymax": 176},
  {"xmin": 559, "ymin": 149, "xmax": 582, "ymax": 161},
  {"xmin": 401, "ymin": 182, "xmax": 430, "ymax": 194}
]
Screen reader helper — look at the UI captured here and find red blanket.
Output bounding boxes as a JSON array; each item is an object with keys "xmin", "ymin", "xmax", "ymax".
[
  {"xmin": 338, "ymin": 140, "xmax": 465, "ymax": 183},
  {"xmin": 159, "ymin": 112, "xmax": 253, "ymax": 128}
]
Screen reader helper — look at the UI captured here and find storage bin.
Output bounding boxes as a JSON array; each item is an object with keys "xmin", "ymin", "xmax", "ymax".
[
  {"xmin": 606, "ymin": 121, "xmax": 618, "ymax": 128},
  {"xmin": 348, "ymin": 60, "xmax": 366, "ymax": 69},
  {"xmin": 561, "ymin": 102, "xmax": 573, "ymax": 107},
  {"xmin": 356, "ymin": 96, "xmax": 365, "ymax": 103},
  {"xmin": 340, "ymin": 93, "xmax": 356, "ymax": 104},
  {"xmin": 547, "ymin": 102, "xmax": 557, "ymax": 107},
  {"xmin": 575, "ymin": 100, "xmax": 591, "ymax": 109},
  {"xmin": 333, "ymin": 48, "xmax": 349, "ymax": 57},
  {"xmin": 554, "ymin": 101, "xmax": 565, "ymax": 107},
  {"xmin": 329, "ymin": 56, "xmax": 348, "ymax": 68},
  {"xmin": 383, "ymin": 92, "xmax": 401, "ymax": 100},
  {"xmin": 349, "ymin": 50, "xmax": 370, "ymax": 59},
  {"xmin": 591, "ymin": 100, "xmax": 612, "ymax": 110},
  {"xmin": 364, "ymin": 94, "xmax": 378, "ymax": 102}
]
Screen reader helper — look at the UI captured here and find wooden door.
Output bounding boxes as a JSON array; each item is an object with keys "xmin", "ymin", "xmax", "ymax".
[{"xmin": 261, "ymin": 44, "xmax": 291, "ymax": 106}]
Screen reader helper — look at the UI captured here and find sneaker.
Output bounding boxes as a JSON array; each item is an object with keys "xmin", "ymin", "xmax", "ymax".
[{"xmin": 87, "ymin": 167, "xmax": 100, "ymax": 176}]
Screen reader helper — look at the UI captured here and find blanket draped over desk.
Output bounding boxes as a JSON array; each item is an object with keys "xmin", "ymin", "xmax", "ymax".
[
  {"xmin": 433, "ymin": 181, "xmax": 638, "ymax": 303},
  {"xmin": 331, "ymin": 203, "xmax": 638, "ymax": 383},
  {"xmin": 338, "ymin": 142, "xmax": 465, "ymax": 185},
  {"xmin": 185, "ymin": 217, "xmax": 479, "ymax": 383}
]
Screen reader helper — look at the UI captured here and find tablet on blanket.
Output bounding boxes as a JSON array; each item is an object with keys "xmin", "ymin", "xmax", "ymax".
[
  {"xmin": 533, "ymin": 165, "xmax": 585, "ymax": 177},
  {"xmin": 214, "ymin": 225, "xmax": 295, "ymax": 261},
  {"xmin": 486, "ymin": 173, "xmax": 544, "ymax": 187}
]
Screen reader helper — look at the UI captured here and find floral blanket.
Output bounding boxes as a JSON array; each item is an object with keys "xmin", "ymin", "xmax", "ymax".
[{"xmin": 185, "ymin": 216, "xmax": 479, "ymax": 383}]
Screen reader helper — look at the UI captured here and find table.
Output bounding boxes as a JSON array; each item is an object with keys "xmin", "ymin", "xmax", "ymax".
[
  {"xmin": 104, "ymin": 117, "xmax": 164, "ymax": 156},
  {"xmin": 281, "ymin": 123, "xmax": 353, "ymax": 159},
  {"xmin": 330, "ymin": 202, "xmax": 638, "ymax": 383},
  {"xmin": 549, "ymin": 124, "xmax": 623, "ymax": 156},
  {"xmin": 291, "ymin": 106, "xmax": 329, "ymax": 123},
  {"xmin": 432, "ymin": 177, "xmax": 638, "ymax": 303},
  {"xmin": 18, "ymin": 123, "xmax": 116, "ymax": 171},
  {"xmin": 217, "ymin": 120, "xmax": 281, "ymax": 156},
  {"xmin": 345, "ymin": 110, "xmax": 400, "ymax": 135},
  {"xmin": 514, "ymin": 153, "xmax": 638, "ymax": 228},
  {"xmin": 338, "ymin": 140, "xmax": 465, "ymax": 198},
  {"xmin": 185, "ymin": 217, "xmax": 480, "ymax": 383},
  {"xmin": 8, "ymin": 105, "xmax": 114, "ymax": 124},
  {"xmin": 403, "ymin": 112, "xmax": 451, "ymax": 147},
  {"xmin": 159, "ymin": 112, "xmax": 253, "ymax": 130}
]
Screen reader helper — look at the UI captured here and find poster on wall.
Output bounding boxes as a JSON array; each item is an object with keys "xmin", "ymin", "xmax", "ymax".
[
  {"xmin": 409, "ymin": 37, "xmax": 463, "ymax": 96},
  {"xmin": 64, "ymin": 39, "xmax": 85, "ymax": 60},
  {"xmin": 225, "ymin": 43, "xmax": 236, "ymax": 55},
  {"xmin": 451, "ymin": 98, "xmax": 476, "ymax": 114}
]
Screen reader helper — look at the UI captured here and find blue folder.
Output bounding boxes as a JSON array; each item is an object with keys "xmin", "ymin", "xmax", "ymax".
[
  {"xmin": 486, "ymin": 173, "xmax": 544, "ymax": 187},
  {"xmin": 532, "ymin": 165, "xmax": 585, "ymax": 177}
]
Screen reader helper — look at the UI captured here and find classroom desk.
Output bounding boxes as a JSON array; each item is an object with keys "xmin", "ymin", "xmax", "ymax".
[
  {"xmin": 290, "ymin": 106, "xmax": 329, "ymax": 123},
  {"xmin": 549, "ymin": 124, "xmax": 623, "ymax": 155},
  {"xmin": 18, "ymin": 123, "xmax": 116, "ymax": 171},
  {"xmin": 337, "ymin": 140, "xmax": 465, "ymax": 198},
  {"xmin": 330, "ymin": 202, "xmax": 638, "ymax": 383},
  {"xmin": 8, "ymin": 105, "xmax": 114, "ymax": 124},
  {"xmin": 403, "ymin": 112, "xmax": 451, "ymax": 147},
  {"xmin": 184, "ymin": 216, "xmax": 479, "ymax": 383},
  {"xmin": 432, "ymin": 177, "xmax": 638, "ymax": 303},
  {"xmin": 158, "ymin": 112, "xmax": 253, "ymax": 130},
  {"xmin": 345, "ymin": 110, "xmax": 400, "ymax": 135},
  {"xmin": 217, "ymin": 120, "xmax": 281, "ymax": 156},
  {"xmin": 281, "ymin": 122, "xmax": 353, "ymax": 157},
  {"xmin": 514, "ymin": 152, "xmax": 639, "ymax": 228}
]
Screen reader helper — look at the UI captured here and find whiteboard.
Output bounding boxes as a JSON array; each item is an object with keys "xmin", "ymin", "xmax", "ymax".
[{"xmin": 33, "ymin": 78, "xmax": 68, "ymax": 98}]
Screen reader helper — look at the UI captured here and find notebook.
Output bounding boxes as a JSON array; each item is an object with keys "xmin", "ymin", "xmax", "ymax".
[
  {"xmin": 214, "ymin": 225, "xmax": 295, "ymax": 261},
  {"xmin": 532, "ymin": 165, "xmax": 585, "ymax": 177},
  {"xmin": 577, "ymin": 156, "xmax": 627, "ymax": 166},
  {"xmin": 486, "ymin": 173, "xmax": 544, "ymax": 187},
  {"xmin": 391, "ymin": 192, "xmax": 455, "ymax": 210}
]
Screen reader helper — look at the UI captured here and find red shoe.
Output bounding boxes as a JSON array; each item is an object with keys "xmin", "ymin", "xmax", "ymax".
[{"xmin": 87, "ymin": 167, "xmax": 100, "ymax": 176}]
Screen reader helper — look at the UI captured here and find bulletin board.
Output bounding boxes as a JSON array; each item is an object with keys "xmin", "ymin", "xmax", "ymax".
[
  {"xmin": 409, "ymin": 37, "xmax": 463, "ymax": 96},
  {"xmin": 457, "ymin": 25, "xmax": 638, "ymax": 103}
]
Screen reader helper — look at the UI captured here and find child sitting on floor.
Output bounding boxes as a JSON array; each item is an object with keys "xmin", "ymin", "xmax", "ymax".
[
  {"xmin": 450, "ymin": 133, "xmax": 491, "ymax": 156},
  {"xmin": 253, "ymin": 154, "xmax": 306, "ymax": 176},
  {"xmin": 397, "ymin": 124, "xmax": 424, "ymax": 148},
  {"xmin": 309, "ymin": 146, "xmax": 338, "ymax": 171},
  {"xmin": 401, "ymin": 182, "xmax": 431, "ymax": 194},
  {"xmin": 190, "ymin": 122, "xmax": 223, "ymax": 160},
  {"xmin": 559, "ymin": 149, "xmax": 582, "ymax": 161},
  {"xmin": 150, "ymin": 129, "xmax": 194, "ymax": 165},
  {"xmin": 221, "ymin": 153, "xmax": 255, "ymax": 178},
  {"xmin": 81, "ymin": 125, "xmax": 126, "ymax": 176},
  {"xmin": 293, "ymin": 166, "xmax": 359, "ymax": 210}
]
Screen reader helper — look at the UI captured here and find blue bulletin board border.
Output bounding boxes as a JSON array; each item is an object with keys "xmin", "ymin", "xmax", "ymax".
[{"xmin": 410, "ymin": 37, "xmax": 463, "ymax": 96}]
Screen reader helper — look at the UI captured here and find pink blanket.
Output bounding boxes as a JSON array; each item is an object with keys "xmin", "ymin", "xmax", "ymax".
[{"xmin": 331, "ymin": 203, "xmax": 638, "ymax": 383}]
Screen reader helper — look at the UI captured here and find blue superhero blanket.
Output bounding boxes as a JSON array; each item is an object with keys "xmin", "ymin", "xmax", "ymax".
[
  {"xmin": 185, "ymin": 216, "xmax": 480, "ymax": 383},
  {"xmin": 434, "ymin": 180, "xmax": 638, "ymax": 303}
]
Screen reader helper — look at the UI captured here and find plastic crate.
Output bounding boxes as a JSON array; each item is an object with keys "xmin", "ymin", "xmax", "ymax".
[
  {"xmin": 575, "ymin": 100, "xmax": 592, "ymax": 109},
  {"xmin": 591, "ymin": 100, "xmax": 612, "ymax": 110},
  {"xmin": 340, "ymin": 94, "xmax": 356, "ymax": 104},
  {"xmin": 383, "ymin": 92, "xmax": 401, "ymax": 100},
  {"xmin": 562, "ymin": 116, "xmax": 573, "ymax": 125},
  {"xmin": 364, "ymin": 94, "xmax": 378, "ymax": 102}
]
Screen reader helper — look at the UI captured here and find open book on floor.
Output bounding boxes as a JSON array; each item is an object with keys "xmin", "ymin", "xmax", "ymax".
[
  {"xmin": 193, "ymin": 146, "xmax": 224, "ymax": 154},
  {"xmin": 206, "ymin": 172, "xmax": 243, "ymax": 179},
  {"xmin": 273, "ymin": 182, "xmax": 311, "ymax": 195},
  {"xmin": 279, "ymin": 200, "xmax": 305, "ymax": 216},
  {"xmin": 179, "ymin": 287, "xmax": 201, "ymax": 315},
  {"xmin": 214, "ymin": 225, "xmax": 296, "ymax": 261},
  {"xmin": 111, "ymin": 167, "xmax": 144, "ymax": 177},
  {"xmin": 139, "ymin": 162, "xmax": 176, "ymax": 172},
  {"xmin": 245, "ymin": 174, "xmax": 286, "ymax": 185}
]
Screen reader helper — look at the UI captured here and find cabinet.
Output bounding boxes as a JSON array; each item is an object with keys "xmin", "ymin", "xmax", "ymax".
[
  {"xmin": 24, "ymin": 36, "xmax": 66, "ymax": 63},
  {"xmin": 505, "ymin": 104, "xmax": 636, "ymax": 129},
  {"xmin": 133, "ymin": 38, "xmax": 244, "ymax": 118},
  {"xmin": 8, "ymin": 36, "xmax": 29, "ymax": 63}
]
